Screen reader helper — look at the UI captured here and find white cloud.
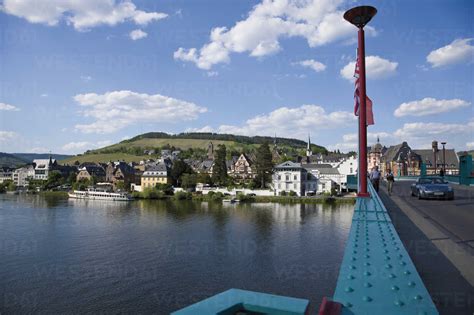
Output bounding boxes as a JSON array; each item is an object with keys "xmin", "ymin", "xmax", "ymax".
[
  {"xmin": 80, "ymin": 75, "xmax": 92, "ymax": 82},
  {"xmin": 61, "ymin": 140, "xmax": 113, "ymax": 154},
  {"xmin": 427, "ymin": 38, "xmax": 474, "ymax": 68},
  {"xmin": 394, "ymin": 122, "xmax": 473, "ymax": 140},
  {"xmin": 329, "ymin": 132, "xmax": 394, "ymax": 152},
  {"xmin": 30, "ymin": 147, "xmax": 49, "ymax": 153},
  {"xmin": 185, "ymin": 126, "xmax": 215, "ymax": 133},
  {"xmin": 206, "ymin": 71, "xmax": 219, "ymax": 77},
  {"xmin": 340, "ymin": 56, "xmax": 398, "ymax": 81},
  {"xmin": 329, "ymin": 121, "xmax": 474, "ymax": 152},
  {"xmin": 0, "ymin": 131, "xmax": 18, "ymax": 142},
  {"xmin": 73, "ymin": 90, "xmax": 207, "ymax": 134},
  {"xmin": 129, "ymin": 29, "xmax": 147, "ymax": 40},
  {"xmin": 195, "ymin": 105, "xmax": 355, "ymax": 140},
  {"xmin": 292, "ymin": 59, "xmax": 326, "ymax": 72},
  {"xmin": 1, "ymin": 0, "xmax": 168, "ymax": 31},
  {"xmin": 394, "ymin": 98, "xmax": 470, "ymax": 117},
  {"xmin": 40, "ymin": 93, "xmax": 48, "ymax": 97},
  {"xmin": 62, "ymin": 141, "xmax": 93, "ymax": 152},
  {"xmin": 0, "ymin": 102, "xmax": 20, "ymax": 111},
  {"xmin": 174, "ymin": 0, "xmax": 376, "ymax": 70}
]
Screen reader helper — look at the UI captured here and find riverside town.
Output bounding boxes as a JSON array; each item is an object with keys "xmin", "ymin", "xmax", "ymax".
[{"xmin": 1, "ymin": 1, "xmax": 473, "ymax": 315}]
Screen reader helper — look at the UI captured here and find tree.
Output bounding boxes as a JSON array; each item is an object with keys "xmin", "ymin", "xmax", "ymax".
[
  {"xmin": 181, "ymin": 173, "xmax": 197, "ymax": 190},
  {"xmin": 254, "ymin": 142, "xmax": 274, "ymax": 188},
  {"xmin": 212, "ymin": 144, "xmax": 228, "ymax": 186},
  {"xmin": 43, "ymin": 170, "xmax": 64, "ymax": 190},
  {"xmin": 170, "ymin": 159, "xmax": 194, "ymax": 186},
  {"xmin": 197, "ymin": 173, "xmax": 213, "ymax": 186}
]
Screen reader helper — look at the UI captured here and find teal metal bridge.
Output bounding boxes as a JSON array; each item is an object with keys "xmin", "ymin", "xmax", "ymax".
[{"xmin": 173, "ymin": 182, "xmax": 439, "ymax": 314}]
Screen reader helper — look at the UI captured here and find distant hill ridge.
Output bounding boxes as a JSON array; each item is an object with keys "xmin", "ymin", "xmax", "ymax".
[
  {"xmin": 123, "ymin": 132, "xmax": 323, "ymax": 149},
  {"xmin": 0, "ymin": 152, "xmax": 73, "ymax": 168},
  {"xmin": 0, "ymin": 152, "xmax": 28, "ymax": 168}
]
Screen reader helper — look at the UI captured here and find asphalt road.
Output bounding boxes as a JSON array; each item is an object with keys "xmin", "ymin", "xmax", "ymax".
[
  {"xmin": 377, "ymin": 181, "xmax": 474, "ymax": 314},
  {"xmin": 383, "ymin": 180, "xmax": 474, "ymax": 250}
]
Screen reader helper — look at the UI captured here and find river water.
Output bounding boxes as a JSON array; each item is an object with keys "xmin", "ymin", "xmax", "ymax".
[{"xmin": 0, "ymin": 194, "xmax": 353, "ymax": 314}]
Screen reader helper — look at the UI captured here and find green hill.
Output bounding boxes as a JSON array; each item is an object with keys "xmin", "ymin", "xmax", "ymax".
[
  {"xmin": 0, "ymin": 152, "xmax": 29, "ymax": 168},
  {"xmin": 12, "ymin": 153, "xmax": 72, "ymax": 163},
  {"xmin": 60, "ymin": 132, "xmax": 327, "ymax": 165}
]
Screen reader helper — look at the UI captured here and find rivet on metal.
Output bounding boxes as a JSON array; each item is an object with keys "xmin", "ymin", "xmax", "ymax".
[
  {"xmin": 389, "ymin": 273, "xmax": 396, "ymax": 279},
  {"xmin": 345, "ymin": 287, "xmax": 354, "ymax": 293},
  {"xmin": 362, "ymin": 296, "xmax": 372, "ymax": 302},
  {"xmin": 414, "ymin": 295, "xmax": 423, "ymax": 300},
  {"xmin": 347, "ymin": 275, "xmax": 355, "ymax": 280},
  {"xmin": 391, "ymin": 285, "xmax": 399, "ymax": 291},
  {"xmin": 385, "ymin": 264, "xmax": 392, "ymax": 269},
  {"xmin": 404, "ymin": 270, "xmax": 411, "ymax": 275},
  {"xmin": 408, "ymin": 281, "xmax": 416, "ymax": 287},
  {"xmin": 364, "ymin": 282, "xmax": 372, "ymax": 288},
  {"xmin": 364, "ymin": 271, "xmax": 371, "ymax": 276},
  {"xmin": 394, "ymin": 300, "xmax": 405, "ymax": 307}
]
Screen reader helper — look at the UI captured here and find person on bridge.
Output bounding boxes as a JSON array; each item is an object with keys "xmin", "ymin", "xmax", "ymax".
[
  {"xmin": 386, "ymin": 169, "xmax": 395, "ymax": 195},
  {"xmin": 369, "ymin": 166, "xmax": 381, "ymax": 192}
]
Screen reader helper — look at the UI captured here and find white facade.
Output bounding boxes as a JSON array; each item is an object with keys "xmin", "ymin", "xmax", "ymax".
[
  {"xmin": 336, "ymin": 156, "xmax": 358, "ymax": 190},
  {"xmin": 33, "ymin": 159, "xmax": 56, "ymax": 180},
  {"xmin": 13, "ymin": 165, "xmax": 35, "ymax": 187},
  {"xmin": 272, "ymin": 161, "xmax": 317, "ymax": 196},
  {"xmin": 0, "ymin": 168, "xmax": 13, "ymax": 183}
]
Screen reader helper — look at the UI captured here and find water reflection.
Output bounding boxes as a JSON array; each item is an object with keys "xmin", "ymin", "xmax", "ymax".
[{"xmin": 0, "ymin": 194, "xmax": 354, "ymax": 314}]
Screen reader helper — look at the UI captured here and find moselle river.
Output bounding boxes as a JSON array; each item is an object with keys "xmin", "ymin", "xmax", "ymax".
[{"xmin": 0, "ymin": 194, "xmax": 353, "ymax": 314}]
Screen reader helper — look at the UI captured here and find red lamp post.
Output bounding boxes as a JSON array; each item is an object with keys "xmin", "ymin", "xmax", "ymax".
[{"xmin": 344, "ymin": 6, "xmax": 377, "ymax": 197}]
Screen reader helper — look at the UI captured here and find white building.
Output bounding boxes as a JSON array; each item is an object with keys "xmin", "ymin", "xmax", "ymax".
[
  {"xmin": 272, "ymin": 161, "xmax": 317, "ymax": 196},
  {"xmin": 13, "ymin": 165, "xmax": 35, "ymax": 187},
  {"xmin": 33, "ymin": 158, "xmax": 57, "ymax": 180},
  {"xmin": 0, "ymin": 168, "xmax": 13, "ymax": 183},
  {"xmin": 336, "ymin": 155, "xmax": 358, "ymax": 190},
  {"xmin": 303, "ymin": 164, "xmax": 345, "ymax": 194}
]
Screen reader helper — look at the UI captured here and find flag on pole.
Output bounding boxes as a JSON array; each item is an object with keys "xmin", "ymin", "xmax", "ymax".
[{"xmin": 353, "ymin": 56, "xmax": 374, "ymax": 125}]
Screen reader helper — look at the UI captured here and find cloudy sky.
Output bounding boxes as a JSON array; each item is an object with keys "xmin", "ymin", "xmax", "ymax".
[{"xmin": 0, "ymin": 0, "xmax": 472, "ymax": 154}]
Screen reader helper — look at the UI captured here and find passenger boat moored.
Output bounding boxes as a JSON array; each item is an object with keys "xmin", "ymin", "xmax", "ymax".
[{"xmin": 68, "ymin": 188, "xmax": 132, "ymax": 201}]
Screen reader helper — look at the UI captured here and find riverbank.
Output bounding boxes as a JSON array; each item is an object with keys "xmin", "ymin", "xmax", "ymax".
[
  {"xmin": 136, "ymin": 190, "xmax": 356, "ymax": 204},
  {"xmin": 3, "ymin": 190, "xmax": 355, "ymax": 205}
]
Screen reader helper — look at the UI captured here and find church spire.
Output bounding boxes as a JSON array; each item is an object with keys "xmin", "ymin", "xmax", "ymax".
[{"xmin": 306, "ymin": 133, "xmax": 312, "ymax": 157}]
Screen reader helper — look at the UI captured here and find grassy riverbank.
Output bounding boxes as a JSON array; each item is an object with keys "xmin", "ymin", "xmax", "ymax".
[
  {"xmin": 39, "ymin": 191, "xmax": 69, "ymax": 198},
  {"xmin": 132, "ymin": 190, "xmax": 356, "ymax": 204}
]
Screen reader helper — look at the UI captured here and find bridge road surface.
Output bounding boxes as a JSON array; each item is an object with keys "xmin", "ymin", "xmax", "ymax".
[{"xmin": 377, "ymin": 180, "xmax": 474, "ymax": 314}]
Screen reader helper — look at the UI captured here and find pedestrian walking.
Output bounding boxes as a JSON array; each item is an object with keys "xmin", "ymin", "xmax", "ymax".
[
  {"xmin": 386, "ymin": 169, "xmax": 395, "ymax": 195},
  {"xmin": 369, "ymin": 166, "xmax": 381, "ymax": 192}
]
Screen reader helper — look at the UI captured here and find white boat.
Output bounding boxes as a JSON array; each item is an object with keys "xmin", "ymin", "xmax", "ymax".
[
  {"xmin": 68, "ymin": 188, "xmax": 132, "ymax": 201},
  {"xmin": 223, "ymin": 198, "xmax": 240, "ymax": 203}
]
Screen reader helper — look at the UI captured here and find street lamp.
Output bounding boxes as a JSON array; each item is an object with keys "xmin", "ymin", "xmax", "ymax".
[
  {"xmin": 344, "ymin": 5, "xmax": 377, "ymax": 197},
  {"xmin": 441, "ymin": 142, "xmax": 447, "ymax": 176},
  {"xmin": 432, "ymin": 141, "xmax": 438, "ymax": 175}
]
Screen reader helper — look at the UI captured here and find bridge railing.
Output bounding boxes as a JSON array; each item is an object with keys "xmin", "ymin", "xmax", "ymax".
[{"xmin": 332, "ymin": 182, "xmax": 438, "ymax": 314}]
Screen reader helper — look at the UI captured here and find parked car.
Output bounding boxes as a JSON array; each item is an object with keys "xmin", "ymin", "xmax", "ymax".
[{"xmin": 411, "ymin": 176, "xmax": 454, "ymax": 200}]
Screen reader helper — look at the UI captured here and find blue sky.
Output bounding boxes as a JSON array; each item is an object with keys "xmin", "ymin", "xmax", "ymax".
[{"xmin": 0, "ymin": 0, "xmax": 472, "ymax": 154}]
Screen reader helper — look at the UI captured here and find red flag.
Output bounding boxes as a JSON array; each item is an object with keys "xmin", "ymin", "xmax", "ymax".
[
  {"xmin": 354, "ymin": 57, "xmax": 360, "ymax": 115},
  {"xmin": 366, "ymin": 96, "xmax": 374, "ymax": 125},
  {"xmin": 353, "ymin": 56, "xmax": 375, "ymax": 125}
]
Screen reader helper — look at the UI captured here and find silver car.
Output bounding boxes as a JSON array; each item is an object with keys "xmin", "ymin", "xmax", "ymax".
[{"xmin": 411, "ymin": 176, "xmax": 454, "ymax": 200}]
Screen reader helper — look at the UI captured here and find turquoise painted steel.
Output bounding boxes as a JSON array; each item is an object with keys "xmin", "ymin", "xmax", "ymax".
[
  {"xmin": 420, "ymin": 162, "xmax": 427, "ymax": 176},
  {"xmin": 333, "ymin": 183, "xmax": 438, "ymax": 314},
  {"xmin": 459, "ymin": 154, "xmax": 473, "ymax": 186},
  {"xmin": 347, "ymin": 174, "xmax": 358, "ymax": 190},
  {"xmin": 171, "ymin": 289, "xmax": 310, "ymax": 315}
]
